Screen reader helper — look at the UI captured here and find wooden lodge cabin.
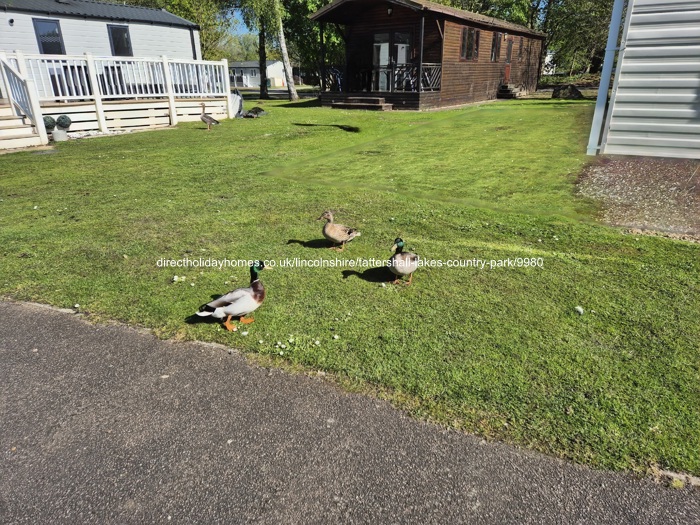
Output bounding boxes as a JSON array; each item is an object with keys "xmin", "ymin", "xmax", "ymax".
[{"xmin": 310, "ymin": 0, "xmax": 545, "ymax": 110}]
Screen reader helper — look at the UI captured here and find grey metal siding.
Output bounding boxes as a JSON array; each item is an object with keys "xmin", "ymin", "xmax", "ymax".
[{"xmin": 602, "ymin": 0, "xmax": 700, "ymax": 158}]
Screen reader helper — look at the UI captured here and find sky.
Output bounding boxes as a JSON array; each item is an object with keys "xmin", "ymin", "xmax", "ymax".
[{"xmin": 231, "ymin": 11, "xmax": 253, "ymax": 35}]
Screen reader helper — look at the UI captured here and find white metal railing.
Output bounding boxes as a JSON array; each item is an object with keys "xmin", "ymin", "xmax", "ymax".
[
  {"xmin": 1, "ymin": 59, "xmax": 34, "ymax": 120},
  {"xmin": 0, "ymin": 53, "xmax": 48, "ymax": 144},
  {"xmin": 94, "ymin": 57, "xmax": 167, "ymax": 98},
  {"xmin": 169, "ymin": 59, "xmax": 227, "ymax": 97},
  {"xmin": 26, "ymin": 55, "xmax": 91, "ymax": 100},
  {"xmin": 8, "ymin": 52, "xmax": 229, "ymax": 101}
]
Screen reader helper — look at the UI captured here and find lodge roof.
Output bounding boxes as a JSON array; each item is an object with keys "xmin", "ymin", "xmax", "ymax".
[
  {"xmin": 310, "ymin": 0, "xmax": 545, "ymax": 37},
  {"xmin": 0, "ymin": 0, "xmax": 198, "ymax": 29}
]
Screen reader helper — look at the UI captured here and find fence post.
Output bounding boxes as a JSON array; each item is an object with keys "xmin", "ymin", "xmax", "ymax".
[
  {"xmin": 14, "ymin": 50, "xmax": 28, "ymax": 77},
  {"xmin": 25, "ymin": 78, "xmax": 48, "ymax": 145},
  {"xmin": 0, "ymin": 52, "xmax": 12, "ymax": 105},
  {"xmin": 85, "ymin": 53, "xmax": 108, "ymax": 132},
  {"xmin": 161, "ymin": 56, "xmax": 178, "ymax": 126},
  {"xmin": 221, "ymin": 58, "xmax": 234, "ymax": 119}
]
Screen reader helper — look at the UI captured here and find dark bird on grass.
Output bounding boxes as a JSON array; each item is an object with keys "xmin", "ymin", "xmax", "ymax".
[
  {"xmin": 317, "ymin": 211, "xmax": 361, "ymax": 251},
  {"xmin": 388, "ymin": 238, "xmax": 419, "ymax": 285},
  {"xmin": 195, "ymin": 260, "xmax": 267, "ymax": 331},
  {"xmin": 200, "ymin": 102, "xmax": 220, "ymax": 130}
]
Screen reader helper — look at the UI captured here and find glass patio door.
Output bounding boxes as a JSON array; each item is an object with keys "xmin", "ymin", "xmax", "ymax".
[
  {"xmin": 373, "ymin": 33, "xmax": 390, "ymax": 91},
  {"xmin": 373, "ymin": 32, "xmax": 412, "ymax": 91}
]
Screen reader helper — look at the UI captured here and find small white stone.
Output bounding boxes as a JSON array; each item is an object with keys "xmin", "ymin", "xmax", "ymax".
[
  {"xmin": 190, "ymin": 283, "xmax": 195, "ymax": 287},
  {"xmin": 74, "ymin": 304, "xmax": 80, "ymax": 309},
  {"xmin": 258, "ymin": 340, "xmax": 264, "ymax": 344},
  {"xmin": 33, "ymin": 206, "xmax": 38, "ymax": 210},
  {"xmin": 241, "ymin": 331, "xmax": 248, "ymax": 336},
  {"xmin": 575, "ymin": 306, "xmax": 584, "ymax": 315},
  {"xmin": 315, "ymin": 340, "xmax": 321, "ymax": 346},
  {"xmin": 333, "ymin": 334, "xmax": 339, "ymax": 340},
  {"xmin": 288, "ymin": 338, "xmax": 294, "ymax": 343},
  {"xmin": 172, "ymin": 275, "xmax": 179, "ymax": 282},
  {"xmin": 160, "ymin": 375, "xmax": 169, "ymax": 379},
  {"xmin": 538, "ymin": 239, "xmax": 542, "ymax": 243},
  {"xmin": 180, "ymin": 276, "xmax": 186, "ymax": 281},
  {"xmin": 280, "ymin": 344, "xmax": 286, "ymax": 349},
  {"xmin": 381, "ymin": 283, "xmax": 386, "ymax": 287},
  {"xmin": 279, "ymin": 351, "xmax": 284, "ymax": 356},
  {"xmin": 227, "ymin": 439, "xmax": 233, "ymax": 445},
  {"xmin": 277, "ymin": 341, "xmax": 282, "ymax": 346}
]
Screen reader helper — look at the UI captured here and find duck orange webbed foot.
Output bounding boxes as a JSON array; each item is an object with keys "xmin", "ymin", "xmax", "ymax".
[
  {"xmin": 223, "ymin": 315, "xmax": 238, "ymax": 332},
  {"xmin": 239, "ymin": 316, "xmax": 255, "ymax": 325}
]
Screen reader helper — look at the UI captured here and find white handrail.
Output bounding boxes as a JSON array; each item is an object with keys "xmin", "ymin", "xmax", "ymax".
[
  {"xmin": 8, "ymin": 52, "xmax": 230, "ymax": 101},
  {"xmin": 0, "ymin": 54, "xmax": 48, "ymax": 144}
]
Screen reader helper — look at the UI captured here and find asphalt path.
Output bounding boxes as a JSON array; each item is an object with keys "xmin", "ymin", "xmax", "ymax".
[{"xmin": 1, "ymin": 301, "xmax": 698, "ymax": 524}]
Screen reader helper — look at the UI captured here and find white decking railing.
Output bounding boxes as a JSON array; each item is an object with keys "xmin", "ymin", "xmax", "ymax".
[
  {"xmin": 10, "ymin": 52, "xmax": 230, "ymax": 102},
  {"xmin": 0, "ymin": 53, "xmax": 48, "ymax": 144},
  {"xmin": 1, "ymin": 51, "xmax": 234, "ymax": 134}
]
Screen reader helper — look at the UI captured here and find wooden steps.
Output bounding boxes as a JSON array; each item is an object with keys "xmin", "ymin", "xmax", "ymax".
[
  {"xmin": 330, "ymin": 96, "xmax": 393, "ymax": 111},
  {"xmin": 0, "ymin": 104, "xmax": 43, "ymax": 150},
  {"xmin": 497, "ymin": 84, "xmax": 524, "ymax": 99}
]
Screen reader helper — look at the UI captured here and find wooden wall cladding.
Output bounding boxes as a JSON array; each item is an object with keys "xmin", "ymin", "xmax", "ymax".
[{"xmin": 439, "ymin": 20, "xmax": 542, "ymax": 107}]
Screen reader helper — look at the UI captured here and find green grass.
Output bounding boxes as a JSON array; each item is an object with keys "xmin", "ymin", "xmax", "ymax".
[{"xmin": 1, "ymin": 98, "xmax": 698, "ymax": 475}]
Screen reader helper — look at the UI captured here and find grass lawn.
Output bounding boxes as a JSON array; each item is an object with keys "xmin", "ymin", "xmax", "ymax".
[{"xmin": 1, "ymin": 98, "xmax": 698, "ymax": 475}]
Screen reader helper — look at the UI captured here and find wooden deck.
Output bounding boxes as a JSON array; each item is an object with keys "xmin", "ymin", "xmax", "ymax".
[{"xmin": 320, "ymin": 91, "xmax": 440, "ymax": 111}]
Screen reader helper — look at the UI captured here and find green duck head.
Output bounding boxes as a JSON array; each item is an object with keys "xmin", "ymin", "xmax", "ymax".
[
  {"xmin": 250, "ymin": 260, "xmax": 266, "ymax": 281},
  {"xmin": 391, "ymin": 238, "xmax": 405, "ymax": 253}
]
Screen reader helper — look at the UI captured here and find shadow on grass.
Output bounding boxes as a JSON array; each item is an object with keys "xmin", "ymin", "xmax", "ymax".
[
  {"xmin": 342, "ymin": 266, "xmax": 393, "ymax": 283},
  {"xmin": 293, "ymin": 123, "xmax": 360, "ymax": 133},
  {"xmin": 277, "ymin": 98, "xmax": 322, "ymax": 108},
  {"xmin": 184, "ymin": 314, "xmax": 217, "ymax": 325},
  {"xmin": 287, "ymin": 238, "xmax": 332, "ymax": 249}
]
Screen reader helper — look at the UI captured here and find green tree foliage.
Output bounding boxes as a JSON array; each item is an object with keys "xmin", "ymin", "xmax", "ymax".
[
  {"xmin": 431, "ymin": 0, "xmax": 613, "ymax": 73},
  {"xmin": 225, "ymin": 33, "xmax": 278, "ymax": 62},
  {"xmin": 239, "ymin": 0, "xmax": 299, "ymax": 100},
  {"xmin": 282, "ymin": 0, "xmax": 344, "ymax": 75}
]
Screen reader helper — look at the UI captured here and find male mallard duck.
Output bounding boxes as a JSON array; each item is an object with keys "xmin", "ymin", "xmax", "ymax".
[
  {"xmin": 317, "ymin": 211, "xmax": 361, "ymax": 251},
  {"xmin": 200, "ymin": 102, "xmax": 220, "ymax": 130},
  {"xmin": 195, "ymin": 260, "xmax": 266, "ymax": 331},
  {"xmin": 388, "ymin": 238, "xmax": 419, "ymax": 285}
]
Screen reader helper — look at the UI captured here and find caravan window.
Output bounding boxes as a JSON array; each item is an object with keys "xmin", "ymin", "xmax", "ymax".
[
  {"xmin": 108, "ymin": 25, "xmax": 133, "ymax": 57},
  {"xmin": 33, "ymin": 19, "xmax": 65, "ymax": 55}
]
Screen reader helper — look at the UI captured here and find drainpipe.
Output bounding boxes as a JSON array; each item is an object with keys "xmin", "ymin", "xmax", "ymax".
[
  {"xmin": 418, "ymin": 15, "xmax": 424, "ymax": 93},
  {"xmin": 320, "ymin": 22, "xmax": 326, "ymax": 92},
  {"xmin": 586, "ymin": 0, "xmax": 627, "ymax": 156}
]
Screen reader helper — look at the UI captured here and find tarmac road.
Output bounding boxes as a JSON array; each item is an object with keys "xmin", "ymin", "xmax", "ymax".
[{"xmin": 1, "ymin": 301, "xmax": 698, "ymax": 524}]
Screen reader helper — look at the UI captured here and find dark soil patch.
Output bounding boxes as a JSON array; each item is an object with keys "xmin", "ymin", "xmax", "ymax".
[{"xmin": 577, "ymin": 156, "xmax": 700, "ymax": 242}]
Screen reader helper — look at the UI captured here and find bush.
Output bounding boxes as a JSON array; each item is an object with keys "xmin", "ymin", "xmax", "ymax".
[
  {"xmin": 43, "ymin": 116, "xmax": 56, "ymax": 131},
  {"xmin": 56, "ymin": 115, "xmax": 72, "ymax": 129}
]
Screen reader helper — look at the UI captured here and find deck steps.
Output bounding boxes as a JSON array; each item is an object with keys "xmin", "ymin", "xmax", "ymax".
[
  {"xmin": 330, "ymin": 96, "xmax": 393, "ymax": 111},
  {"xmin": 497, "ymin": 84, "xmax": 524, "ymax": 99},
  {"xmin": 0, "ymin": 104, "xmax": 43, "ymax": 150}
]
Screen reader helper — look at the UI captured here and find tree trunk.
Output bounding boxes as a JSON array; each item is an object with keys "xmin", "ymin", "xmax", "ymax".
[
  {"xmin": 258, "ymin": 19, "xmax": 270, "ymax": 99},
  {"xmin": 278, "ymin": 16, "xmax": 299, "ymax": 101}
]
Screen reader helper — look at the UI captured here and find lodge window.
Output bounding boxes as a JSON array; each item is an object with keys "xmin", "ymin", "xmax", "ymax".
[
  {"xmin": 108, "ymin": 25, "xmax": 133, "ymax": 57},
  {"xmin": 33, "ymin": 18, "xmax": 66, "ymax": 55},
  {"xmin": 491, "ymin": 32, "xmax": 501, "ymax": 62},
  {"xmin": 250, "ymin": 69, "xmax": 257, "ymax": 77},
  {"xmin": 460, "ymin": 28, "xmax": 479, "ymax": 61}
]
